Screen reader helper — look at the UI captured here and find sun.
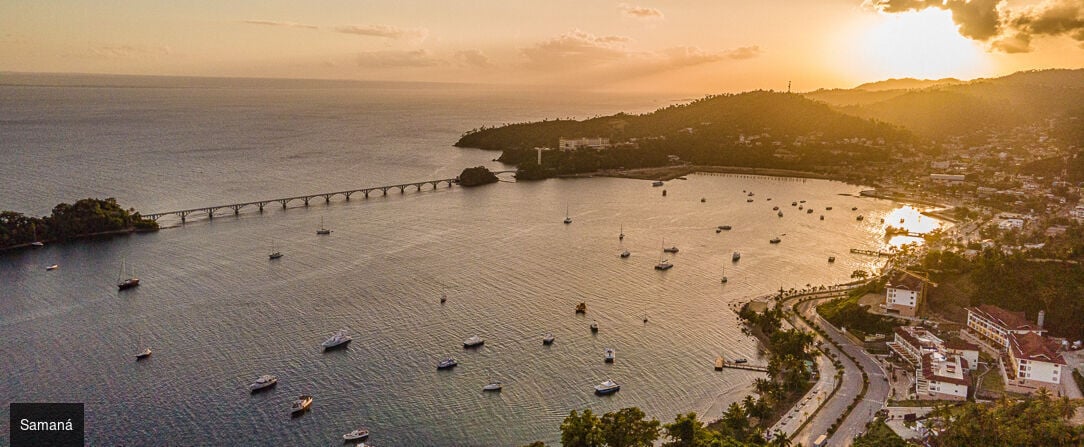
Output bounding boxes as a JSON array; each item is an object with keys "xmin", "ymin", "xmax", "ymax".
[{"xmin": 857, "ymin": 8, "xmax": 990, "ymax": 80}]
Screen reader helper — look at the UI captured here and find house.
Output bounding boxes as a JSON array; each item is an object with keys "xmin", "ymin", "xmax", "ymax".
[
  {"xmin": 558, "ymin": 137, "xmax": 610, "ymax": 151},
  {"xmin": 884, "ymin": 270, "xmax": 927, "ymax": 317},
  {"xmin": 998, "ymin": 218, "xmax": 1024, "ymax": 230},
  {"xmin": 920, "ymin": 353, "xmax": 971, "ymax": 400},
  {"xmin": 1007, "ymin": 331, "xmax": 1066, "ymax": 390},
  {"xmin": 965, "ymin": 305, "xmax": 1046, "ymax": 349},
  {"xmin": 930, "ymin": 174, "xmax": 966, "ymax": 184}
]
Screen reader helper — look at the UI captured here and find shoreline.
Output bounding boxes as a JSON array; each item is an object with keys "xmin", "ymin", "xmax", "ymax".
[
  {"xmin": 0, "ymin": 227, "xmax": 155, "ymax": 253},
  {"xmin": 563, "ymin": 165, "xmax": 845, "ymax": 183}
]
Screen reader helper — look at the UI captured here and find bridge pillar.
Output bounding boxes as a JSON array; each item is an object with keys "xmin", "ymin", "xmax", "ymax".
[
  {"xmin": 303, "ymin": 197, "xmax": 310, "ymax": 207},
  {"xmin": 208, "ymin": 210, "xmax": 214, "ymax": 220},
  {"xmin": 258, "ymin": 203, "xmax": 265, "ymax": 213},
  {"xmin": 279, "ymin": 200, "xmax": 288, "ymax": 209},
  {"xmin": 398, "ymin": 186, "xmax": 405, "ymax": 194},
  {"xmin": 381, "ymin": 187, "xmax": 389, "ymax": 196},
  {"xmin": 344, "ymin": 192, "xmax": 352, "ymax": 201},
  {"xmin": 363, "ymin": 190, "xmax": 371, "ymax": 198},
  {"xmin": 180, "ymin": 211, "xmax": 188, "ymax": 223},
  {"xmin": 324, "ymin": 194, "xmax": 332, "ymax": 204}
]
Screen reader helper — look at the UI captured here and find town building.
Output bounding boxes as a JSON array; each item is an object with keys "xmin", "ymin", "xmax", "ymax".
[
  {"xmin": 965, "ymin": 304, "xmax": 1046, "ymax": 349},
  {"xmin": 558, "ymin": 137, "xmax": 610, "ymax": 151},
  {"xmin": 1006, "ymin": 331, "xmax": 1066, "ymax": 391},
  {"xmin": 884, "ymin": 270, "xmax": 927, "ymax": 317},
  {"xmin": 888, "ymin": 326, "xmax": 976, "ymax": 400},
  {"xmin": 929, "ymin": 173, "xmax": 966, "ymax": 184}
]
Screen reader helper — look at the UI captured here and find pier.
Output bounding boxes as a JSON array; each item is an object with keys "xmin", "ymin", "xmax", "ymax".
[
  {"xmin": 143, "ymin": 177, "xmax": 462, "ymax": 223},
  {"xmin": 714, "ymin": 358, "xmax": 769, "ymax": 373},
  {"xmin": 849, "ymin": 248, "xmax": 894, "ymax": 257}
]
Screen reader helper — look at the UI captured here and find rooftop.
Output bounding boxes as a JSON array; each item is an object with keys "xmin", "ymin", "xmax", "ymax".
[
  {"xmin": 1010, "ymin": 332, "xmax": 1066, "ymax": 365},
  {"xmin": 921, "ymin": 352, "xmax": 971, "ymax": 386},
  {"xmin": 968, "ymin": 304, "xmax": 1041, "ymax": 332},
  {"xmin": 887, "ymin": 270, "xmax": 926, "ymax": 292}
]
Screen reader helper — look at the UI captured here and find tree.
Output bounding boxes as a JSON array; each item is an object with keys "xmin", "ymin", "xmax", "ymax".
[
  {"xmin": 662, "ymin": 412, "xmax": 715, "ymax": 447},
  {"xmin": 561, "ymin": 409, "xmax": 604, "ymax": 447},
  {"xmin": 851, "ymin": 269, "xmax": 869, "ymax": 280},
  {"xmin": 599, "ymin": 407, "xmax": 660, "ymax": 447}
]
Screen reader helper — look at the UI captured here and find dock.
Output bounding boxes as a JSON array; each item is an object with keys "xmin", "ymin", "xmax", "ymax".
[
  {"xmin": 714, "ymin": 358, "xmax": 769, "ymax": 373},
  {"xmin": 849, "ymin": 248, "xmax": 894, "ymax": 257}
]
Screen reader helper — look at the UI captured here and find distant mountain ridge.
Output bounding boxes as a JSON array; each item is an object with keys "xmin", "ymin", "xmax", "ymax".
[{"xmin": 804, "ymin": 69, "xmax": 1084, "ymax": 137}]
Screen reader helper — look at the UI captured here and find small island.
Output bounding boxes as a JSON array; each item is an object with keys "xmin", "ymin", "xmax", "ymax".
[
  {"xmin": 457, "ymin": 166, "xmax": 499, "ymax": 187},
  {"xmin": 0, "ymin": 198, "xmax": 159, "ymax": 250}
]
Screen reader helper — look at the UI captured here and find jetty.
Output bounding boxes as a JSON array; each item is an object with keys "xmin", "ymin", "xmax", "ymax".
[
  {"xmin": 714, "ymin": 358, "xmax": 769, "ymax": 373},
  {"xmin": 849, "ymin": 248, "xmax": 894, "ymax": 257},
  {"xmin": 142, "ymin": 177, "xmax": 475, "ymax": 223}
]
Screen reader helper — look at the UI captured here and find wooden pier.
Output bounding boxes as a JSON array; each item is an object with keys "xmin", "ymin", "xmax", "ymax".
[
  {"xmin": 849, "ymin": 248, "xmax": 894, "ymax": 257},
  {"xmin": 714, "ymin": 358, "xmax": 769, "ymax": 373}
]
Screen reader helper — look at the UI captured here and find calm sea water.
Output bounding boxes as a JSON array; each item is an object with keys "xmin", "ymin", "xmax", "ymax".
[{"xmin": 0, "ymin": 76, "xmax": 930, "ymax": 446}]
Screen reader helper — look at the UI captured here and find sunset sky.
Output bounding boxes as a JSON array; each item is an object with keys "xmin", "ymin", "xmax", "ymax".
[{"xmin": 2, "ymin": 0, "xmax": 1082, "ymax": 93}]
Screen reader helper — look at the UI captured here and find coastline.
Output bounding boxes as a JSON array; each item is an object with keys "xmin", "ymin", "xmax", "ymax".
[
  {"xmin": 0, "ymin": 227, "xmax": 155, "ymax": 253},
  {"xmin": 563, "ymin": 165, "xmax": 843, "ymax": 183}
]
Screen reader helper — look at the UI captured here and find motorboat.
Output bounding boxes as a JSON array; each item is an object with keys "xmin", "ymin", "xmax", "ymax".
[
  {"xmin": 807, "ymin": 209, "xmax": 814, "ymax": 214},
  {"xmin": 791, "ymin": 201, "xmax": 797, "ymax": 206},
  {"xmin": 31, "ymin": 241, "xmax": 44, "ymax": 247},
  {"xmin": 828, "ymin": 256, "xmax": 836, "ymax": 262},
  {"xmin": 343, "ymin": 428, "xmax": 370, "ymax": 441},
  {"xmin": 820, "ymin": 215, "xmax": 825, "ymax": 220},
  {"xmin": 856, "ymin": 215, "xmax": 864, "ymax": 221},
  {"xmin": 290, "ymin": 395, "xmax": 313, "ymax": 413},
  {"xmin": 543, "ymin": 333, "xmax": 555, "ymax": 345},
  {"xmin": 770, "ymin": 237, "xmax": 781, "ymax": 244},
  {"xmin": 575, "ymin": 302, "xmax": 587, "ymax": 314},
  {"xmin": 716, "ymin": 228, "xmax": 722, "ymax": 233},
  {"xmin": 322, "ymin": 329, "xmax": 352, "ymax": 350},
  {"xmin": 662, "ymin": 189, "xmax": 667, "ymax": 196},
  {"xmin": 732, "ymin": 252, "xmax": 741, "ymax": 262},
  {"xmin": 718, "ymin": 225, "xmax": 732, "ymax": 230},
  {"xmin": 604, "ymin": 348, "xmax": 615, "ymax": 363},
  {"xmin": 701, "ymin": 198, "xmax": 706, "ymax": 203},
  {"xmin": 852, "ymin": 207, "xmax": 858, "ymax": 211},
  {"xmin": 721, "ymin": 276, "xmax": 728, "ymax": 283},
  {"xmin": 654, "ymin": 260, "xmax": 673, "ymax": 270},
  {"xmin": 249, "ymin": 375, "xmax": 278, "ymax": 392},
  {"xmin": 747, "ymin": 192, "xmax": 754, "ymax": 196},
  {"xmin": 826, "ymin": 206, "xmax": 833, "ymax": 210},
  {"xmin": 620, "ymin": 249, "xmax": 630, "ymax": 258},
  {"xmin": 798, "ymin": 205, "xmax": 803, "ymax": 210},
  {"xmin": 440, "ymin": 292, "xmax": 447, "ymax": 304},
  {"xmin": 734, "ymin": 358, "xmax": 748, "ymax": 364},
  {"xmin": 46, "ymin": 264, "xmax": 59, "ymax": 271},
  {"xmin": 269, "ymin": 251, "xmax": 283, "ymax": 259},
  {"xmin": 482, "ymin": 382, "xmax": 502, "ymax": 392},
  {"xmin": 652, "ymin": 181, "xmax": 664, "ymax": 187},
  {"xmin": 463, "ymin": 335, "xmax": 485, "ymax": 348},
  {"xmin": 590, "ymin": 321, "xmax": 599, "ymax": 333},
  {"xmin": 746, "ymin": 199, "xmax": 753, "ymax": 203},
  {"xmin": 564, "ymin": 216, "xmax": 572, "ymax": 224},
  {"xmin": 800, "ymin": 200, "xmax": 806, "ymax": 203},
  {"xmin": 772, "ymin": 206, "xmax": 779, "ymax": 211},
  {"xmin": 594, "ymin": 379, "xmax": 620, "ymax": 395},
  {"xmin": 663, "ymin": 246, "xmax": 679, "ymax": 253},
  {"xmin": 135, "ymin": 348, "xmax": 152, "ymax": 360},
  {"xmin": 437, "ymin": 358, "xmax": 458, "ymax": 369},
  {"xmin": 778, "ymin": 211, "xmax": 783, "ymax": 217}
]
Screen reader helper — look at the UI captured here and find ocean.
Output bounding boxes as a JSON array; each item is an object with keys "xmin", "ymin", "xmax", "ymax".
[{"xmin": 0, "ymin": 74, "xmax": 933, "ymax": 446}]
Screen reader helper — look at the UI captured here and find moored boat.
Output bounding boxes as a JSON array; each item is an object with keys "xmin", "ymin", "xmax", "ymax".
[
  {"xmin": 732, "ymin": 252, "xmax": 741, "ymax": 262},
  {"xmin": 322, "ymin": 329, "xmax": 352, "ymax": 350},
  {"xmin": 652, "ymin": 181, "xmax": 664, "ymax": 187},
  {"xmin": 482, "ymin": 382, "xmax": 502, "ymax": 392},
  {"xmin": 135, "ymin": 348, "xmax": 152, "ymax": 360},
  {"xmin": 463, "ymin": 335, "xmax": 485, "ymax": 348},
  {"xmin": 46, "ymin": 264, "xmax": 58, "ymax": 271},
  {"xmin": 828, "ymin": 256, "xmax": 836, "ymax": 262},
  {"xmin": 343, "ymin": 428, "xmax": 370, "ymax": 441},
  {"xmin": 769, "ymin": 237, "xmax": 781, "ymax": 244},
  {"xmin": 437, "ymin": 358, "xmax": 458, "ymax": 369},
  {"xmin": 604, "ymin": 348, "xmax": 615, "ymax": 363},
  {"xmin": 249, "ymin": 375, "xmax": 278, "ymax": 392},
  {"xmin": 856, "ymin": 215, "xmax": 864, "ymax": 221},
  {"xmin": 290, "ymin": 395, "xmax": 313, "ymax": 413},
  {"xmin": 594, "ymin": 379, "xmax": 620, "ymax": 395},
  {"xmin": 590, "ymin": 321, "xmax": 599, "ymax": 333},
  {"xmin": 663, "ymin": 246, "xmax": 679, "ymax": 253},
  {"xmin": 543, "ymin": 333, "xmax": 555, "ymax": 345},
  {"xmin": 575, "ymin": 302, "xmax": 587, "ymax": 314},
  {"xmin": 654, "ymin": 259, "xmax": 673, "ymax": 270},
  {"xmin": 620, "ymin": 249, "xmax": 630, "ymax": 258}
]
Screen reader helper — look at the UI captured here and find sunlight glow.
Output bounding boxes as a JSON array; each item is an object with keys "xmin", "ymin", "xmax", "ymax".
[{"xmin": 859, "ymin": 9, "xmax": 990, "ymax": 80}]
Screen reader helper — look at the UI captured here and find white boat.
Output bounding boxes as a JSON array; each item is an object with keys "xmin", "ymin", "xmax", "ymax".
[
  {"xmin": 135, "ymin": 348, "xmax": 152, "ymax": 360},
  {"xmin": 249, "ymin": 375, "xmax": 278, "ymax": 392},
  {"xmin": 563, "ymin": 204, "xmax": 572, "ymax": 224},
  {"xmin": 604, "ymin": 348, "xmax": 615, "ymax": 363},
  {"xmin": 590, "ymin": 321, "xmax": 599, "ymax": 333},
  {"xmin": 732, "ymin": 252, "xmax": 741, "ymax": 262},
  {"xmin": 594, "ymin": 379, "xmax": 620, "ymax": 394},
  {"xmin": 482, "ymin": 382, "xmax": 502, "ymax": 392},
  {"xmin": 290, "ymin": 395, "xmax": 313, "ymax": 413},
  {"xmin": 620, "ymin": 249, "xmax": 630, "ymax": 258},
  {"xmin": 543, "ymin": 333, "xmax": 555, "ymax": 345},
  {"xmin": 343, "ymin": 428, "xmax": 370, "ymax": 441},
  {"xmin": 316, "ymin": 217, "xmax": 331, "ymax": 235},
  {"xmin": 437, "ymin": 358, "xmax": 457, "ymax": 369},
  {"xmin": 463, "ymin": 335, "xmax": 485, "ymax": 348},
  {"xmin": 30, "ymin": 226, "xmax": 44, "ymax": 246},
  {"xmin": 322, "ymin": 329, "xmax": 352, "ymax": 350},
  {"xmin": 31, "ymin": 241, "xmax": 44, "ymax": 247},
  {"xmin": 46, "ymin": 264, "xmax": 58, "ymax": 271}
]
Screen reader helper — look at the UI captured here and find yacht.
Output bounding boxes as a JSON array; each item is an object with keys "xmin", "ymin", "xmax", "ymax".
[
  {"xmin": 575, "ymin": 302, "xmax": 587, "ymax": 314},
  {"xmin": 117, "ymin": 260, "xmax": 140, "ymax": 291},
  {"xmin": 437, "ymin": 358, "xmax": 458, "ymax": 370},
  {"xmin": 46, "ymin": 264, "xmax": 58, "ymax": 271},
  {"xmin": 594, "ymin": 379, "xmax": 620, "ymax": 395},
  {"xmin": 770, "ymin": 237, "xmax": 781, "ymax": 244},
  {"xmin": 732, "ymin": 252, "xmax": 741, "ymax": 262},
  {"xmin": 620, "ymin": 249, "xmax": 630, "ymax": 258},
  {"xmin": 563, "ymin": 205, "xmax": 572, "ymax": 224},
  {"xmin": 652, "ymin": 181, "xmax": 664, "ymax": 187},
  {"xmin": 249, "ymin": 375, "xmax": 278, "ymax": 392},
  {"xmin": 316, "ymin": 217, "xmax": 331, "ymax": 235},
  {"xmin": 654, "ymin": 259, "xmax": 673, "ymax": 270},
  {"xmin": 721, "ymin": 275, "xmax": 728, "ymax": 283},
  {"xmin": 663, "ymin": 246, "xmax": 679, "ymax": 253},
  {"xmin": 135, "ymin": 348, "xmax": 152, "ymax": 360},
  {"xmin": 590, "ymin": 321, "xmax": 599, "ymax": 333},
  {"xmin": 290, "ymin": 395, "xmax": 313, "ymax": 414},
  {"xmin": 604, "ymin": 348, "xmax": 615, "ymax": 363},
  {"xmin": 543, "ymin": 333, "xmax": 555, "ymax": 345},
  {"xmin": 343, "ymin": 429, "xmax": 370, "ymax": 441},
  {"xmin": 619, "ymin": 225, "xmax": 624, "ymax": 240},
  {"xmin": 322, "ymin": 329, "xmax": 352, "ymax": 350},
  {"xmin": 463, "ymin": 335, "xmax": 485, "ymax": 348},
  {"xmin": 482, "ymin": 382, "xmax": 502, "ymax": 392}
]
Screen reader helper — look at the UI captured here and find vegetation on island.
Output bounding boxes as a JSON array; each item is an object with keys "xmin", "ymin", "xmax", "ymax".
[
  {"xmin": 457, "ymin": 166, "xmax": 499, "ymax": 186},
  {"xmin": 923, "ymin": 390, "xmax": 1082, "ymax": 446},
  {"xmin": 851, "ymin": 417, "xmax": 907, "ymax": 447},
  {"xmin": 816, "ymin": 280, "xmax": 904, "ymax": 342},
  {"xmin": 0, "ymin": 198, "xmax": 158, "ymax": 249}
]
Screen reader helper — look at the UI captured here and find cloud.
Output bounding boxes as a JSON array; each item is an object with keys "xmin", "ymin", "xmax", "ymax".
[
  {"xmin": 356, "ymin": 49, "xmax": 441, "ymax": 68},
  {"xmin": 92, "ymin": 45, "xmax": 172, "ymax": 59},
  {"xmin": 866, "ymin": 0, "xmax": 1084, "ymax": 52},
  {"xmin": 620, "ymin": 3, "xmax": 664, "ymax": 20},
  {"xmin": 521, "ymin": 29, "xmax": 632, "ymax": 69},
  {"xmin": 723, "ymin": 45, "xmax": 762, "ymax": 60},
  {"xmin": 241, "ymin": 20, "xmax": 319, "ymax": 30},
  {"xmin": 336, "ymin": 24, "xmax": 428, "ymax": 40},
  {"xmin": 455, "ymin": 49, "xmax": 493, "ymax": 68}
]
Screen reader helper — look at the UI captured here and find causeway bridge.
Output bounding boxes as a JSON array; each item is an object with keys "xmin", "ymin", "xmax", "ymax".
[{"xmin": 143, "ymin": 171, "xmax": 517, "ymax": 223}]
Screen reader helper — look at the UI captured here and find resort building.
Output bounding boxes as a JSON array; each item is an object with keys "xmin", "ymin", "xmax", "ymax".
[
  {"xmin": 888, "ymin": 326, "xmax": 977, "ymax": 400},
  {"xmin": 1006, "ymin": 331, "xmax": 1066, "ymax": 390},
  {"xmin": 884, "ymin": 270, "xmax": 927, "ymax": 317},
  {"xmin": 558, "ymin": 137, "xmax": 610, "ymax": 151},
  {"xmin": 965, "ymin": 304, "xmax": 1045, "ymax": 349}
]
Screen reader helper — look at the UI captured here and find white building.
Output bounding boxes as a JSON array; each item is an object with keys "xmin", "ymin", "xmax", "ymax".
[
  {"xmin": 930, "ymin": 173, "xmax": 966, "ymax": 184},
  {"xmin": 884, "ymin": 270, "xmax": 926, "ymax": 317},
  {"xmin": 966, "ymin": 305, "xmax": 1045, "ymax": 349},
  {"xmin": 998, "ymin": 218, "xmax": 1024, "ymax": 230},
  {"xmin": 888, "ymin": 326, "xmax": 979, "ymax": 400},
  {"xmin": 1007, "ymin": 331, "xmax": 1066, "ymax": 391},
  {"xmin": 558, "ymin": 137, "xmax": 610, "ymax": 151},
  {"xmin": 920, "ymin": 352, "xmax": 970, "ymax": 400}
]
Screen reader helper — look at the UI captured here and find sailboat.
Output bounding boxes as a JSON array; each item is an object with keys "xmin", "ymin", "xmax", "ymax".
[
  {"xmin": 269, "ymin": 240, "xmax": 283, "ymax": 259},
  {"xmin": 619, "ymin": 225, "xmax": 624, "ymax": 241},
  {"xmin": 721, "ymin": 265, "xmax": 728, "ymax": 283},
  {"xmin": 563, "ymin": 205, "xmax": 572, "ymax": 224},
  {"xmin": 316, "ymin": 217, "xmax": 331, "ymax": 235},
  {"xmin": 117, "ymin": 260, "xmax": 140, "ymax": 291},
  {"xmin": 30, "ymin": 225, "xmax": 44, "ymax": 246},
  {"xmin": 440, "ymin": 290, "xmax": 447, "ymax": 304}
]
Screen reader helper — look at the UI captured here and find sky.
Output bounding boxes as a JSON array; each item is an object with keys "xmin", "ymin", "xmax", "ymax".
[{"xmin": 1, "ymin": 0, "xmax": 1082, "ymax": 93}]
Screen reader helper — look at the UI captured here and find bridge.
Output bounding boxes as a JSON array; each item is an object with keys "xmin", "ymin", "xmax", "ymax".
[{"xmin": 142, "ymin": 177, "xmax": 462, "ymax": 223}]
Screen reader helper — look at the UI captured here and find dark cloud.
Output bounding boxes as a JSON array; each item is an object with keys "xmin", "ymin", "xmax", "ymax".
[{"xmin": 867, "ymin": 0, "xmax": 1084, "ymax": 52}]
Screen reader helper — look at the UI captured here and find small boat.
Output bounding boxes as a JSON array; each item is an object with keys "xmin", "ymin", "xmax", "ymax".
[
  {"xmin": 716, "ymin": 228, "xmax": 722, "ymax": 233},
  {"xmin": 619, "ymin": 225, "xmax": 624, "ymax": 240},
  {"xmin": 652, "ymin": 181, "xmax": 664, "ymax": 187},
  {"xmin": 590, "ymin": 321, "xmax": 599, "ymax": 333},
  {"xmin": 715, "ymin": 356, "xmax": 724, "ymax": 370},
  {"xmin": 654, "ymin": 259, "xmax": 673, "ymax": 270},
  {"xmin": 772, "ymin": 206, "xmax": 779, "ymax": 210},
  {"xmin": 852, "ymin": 207, "xmax": 858, "ymax": 211},
  {"xmin": 249, "ymin": 375, "xmax": 278, "ymax": 392},
  {"xmin": 800, "ymin": 200, "xmax": 806, "ymax": 203},
  {"xmin": 900, "ymin": 218, "xmax": 905, "ymax": 224},
  {"xmin": 482, "ymin": 382, "xmax": 502, "ymax": 392},
  {"xmin": 792, "ymin": 202, "xmax": 797, "ymax": 206},
  {"xmin": 440, "ymin": 291, "xmax": 447, "ymax": 304},
  {"xmin": 701, "ymin": 198, "xmax": 706, "ymax": 203},
  {"xmin": 778, "ymin": 211, "xmax": 783, "ymax": 217},
  {"xmin": 31, "ymin": 241, "xmax": 44, "ymax": 247},
  {"xmin": 767, "ymin": 198, "xmax": 772, "ymax": 201},
  {"xmin": 769, "ymin": 237, "xmax": 781, "ymax": 244},
  {"xmin": 117, "ymin": 260, "xmax": 140, "ymax": 291},
  {"xmin": 316, "ymin": 217, "xmax": 331, "ymax": 235},
  {"xmin": 575, "ymin": 302, "xmax": 587, "ymax": 314},
  {"xmin": 721, "ymin": 225, "xmax": 732, "ymax": 230},
  {"xmin": 826, "ymin": 206, "xmax": 833, "ymax": 210},
  {"xmin": 463, "ymin": 335, "xmax": 485, "ymax": 348},
  {"xmin": 437, "ymin": 358, "xmax": 457, "ymax": 369},
  {"xmin": 798, "ymin": 205, "xmax": 803, "ymax": 210},
  {"xmin": 663, "ymin": 246, "xmax": 679, "ymax": 253},
  {"xmin": 807, "ymin": 209, "xmax": 814, "ymax": 214},
  {"xmin": 543, "ymin": 333, "xmax": 555, "ymax": 345},
  {"xmin": 135, "ymin": 348, "xmax": 152, "ymax": 360},
  {"xmin": 46, "ymin": 264, "xmax": 58, "ymax": 271},
  {"xmin": 290, "ymin": 395, "xmax": 313, "ymax": 414},
  {"xmin": 343, "ymin": 428, "xmax": 370, "ymax": 441},
  {"xmin": 721, "ymin": 275, "xmax": 728, "ymax": 283},
  {"xmin": 856, "ymin": 215, "xmax": 864, "ymax": 221},
  {"xmin": 322, "ymin": 329, "xmax": 352, "ymax": 350},
  {"xmin": 269, "ymin": 251, "xmax": 283, "ymax": 260},
  {"xmin": 734, "ymin": 358, "xmax": 748, "ymax": 364},
  {"xmin": 746, "ymin": 199, "xmax": 753, "ymax": 203},
  {"xmin": 732, "ymin": 252, "xmax": 741, "ymax": 262},
  {"xmin": 820, "ymin": 215, "xmax": 825, "ymax": 220},
  {"xmin": 563, "ymin": 205, "xmax": 572, "ymax": 224},
  {"xmin": 604, "ymin": 348, "xmax": 615, "ymax": 363},
  {"xmin": 594, "ymin": 379, "xmax": 620, "ymax": 395},
  {"xmin": 662, "ymin": 189, "xmax": 667, "ymax": 196},
  {"xmin": 747, "ymin": 192, "xmax": 754, "ymax": 197},
  {"xmin": 828, "ymin": 256, "xmax": 836, "ymax": 262},
  {"xmin": 620, "ymin": 249, "xmax": 630, "ymax": 258}
]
